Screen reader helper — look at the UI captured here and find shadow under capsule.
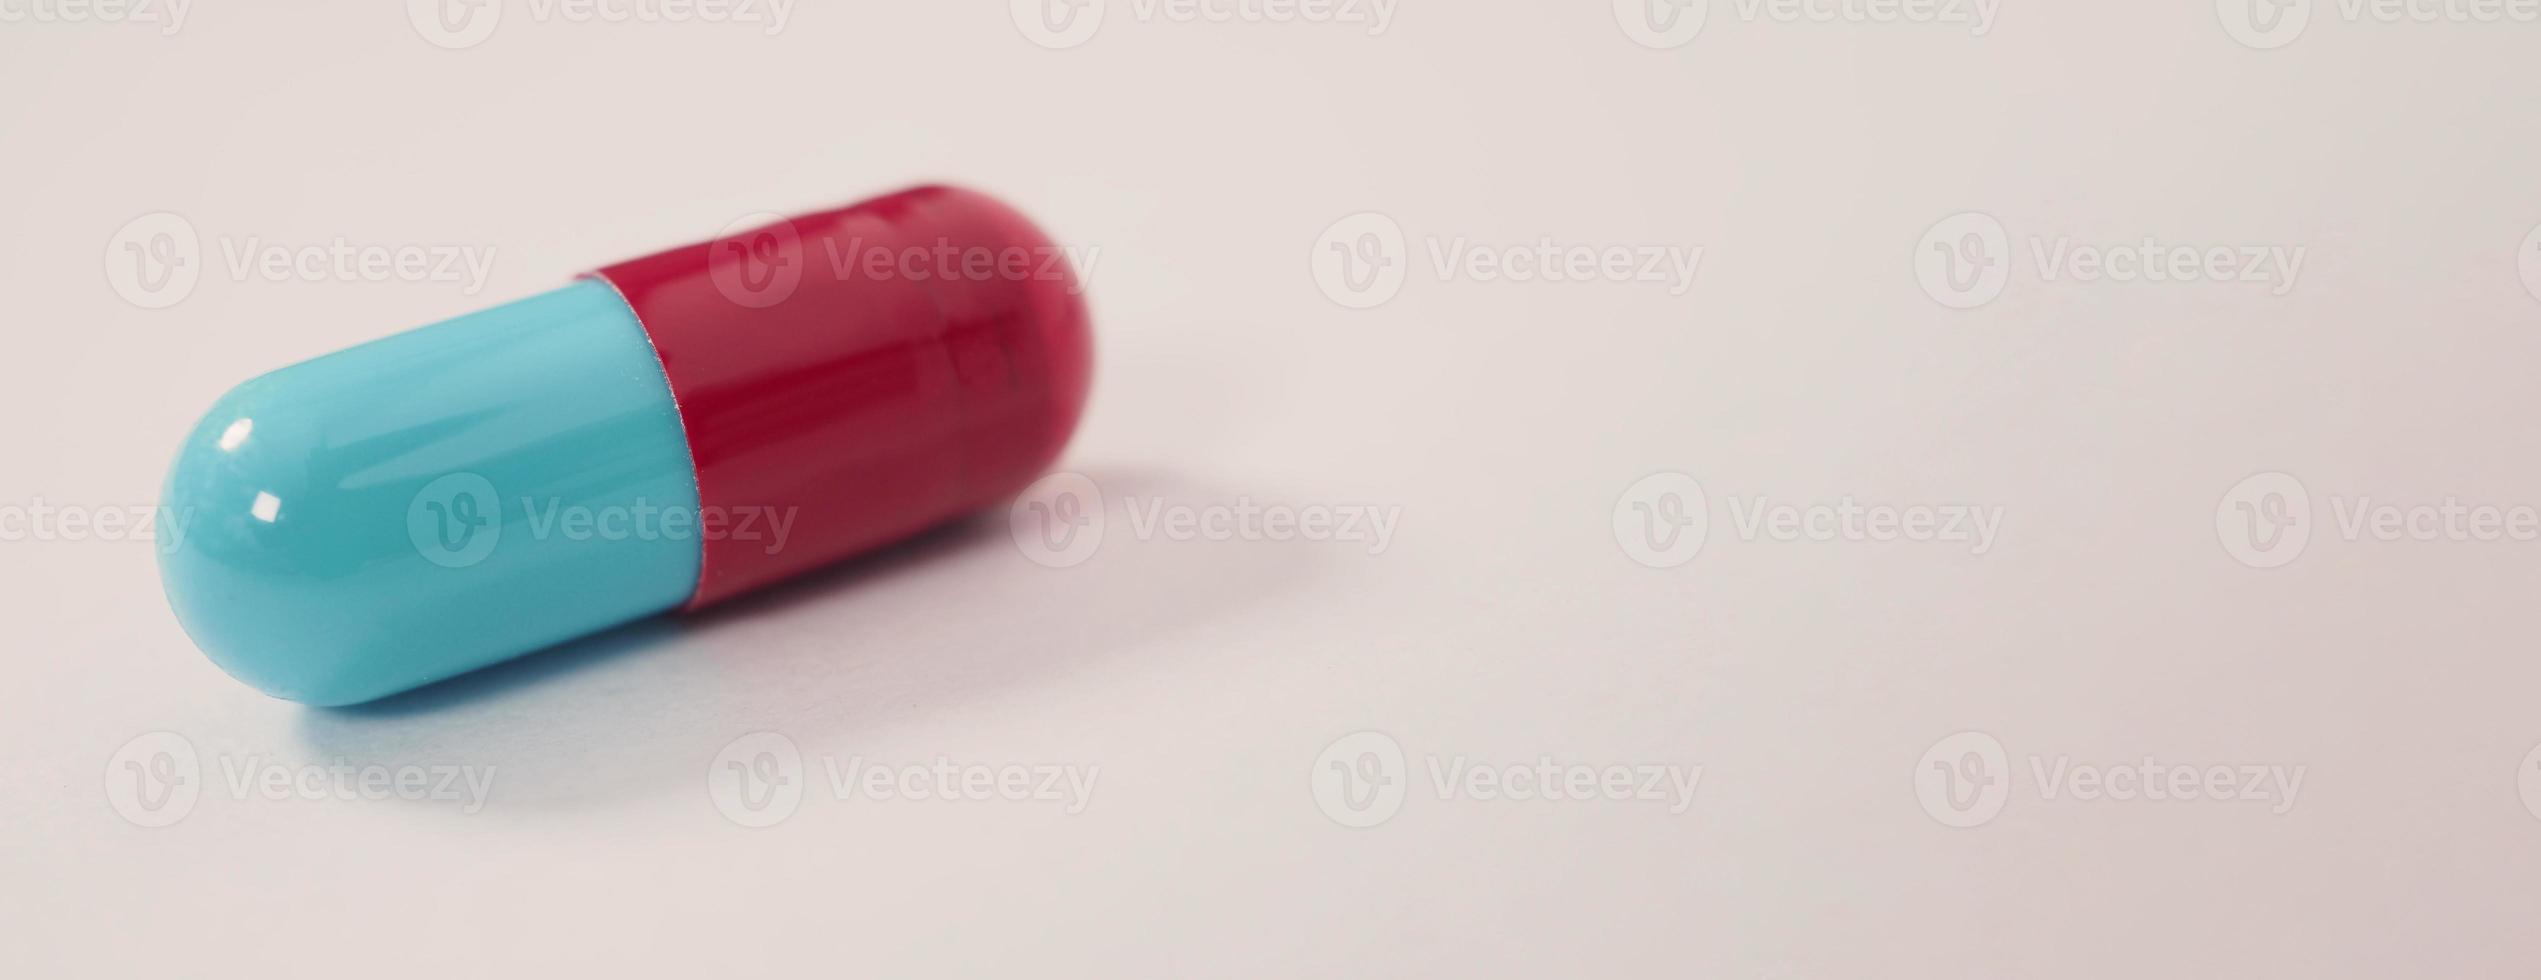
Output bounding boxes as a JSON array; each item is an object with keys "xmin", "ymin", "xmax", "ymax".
[{"xmin": 289, "ymin": 465, "xmax": 1339, "ymax": 814}]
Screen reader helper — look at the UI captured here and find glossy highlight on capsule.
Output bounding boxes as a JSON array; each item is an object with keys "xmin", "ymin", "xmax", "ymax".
[{"xmin": 158, "ymin": 186, "xmax": 1093, "ymax": 706}]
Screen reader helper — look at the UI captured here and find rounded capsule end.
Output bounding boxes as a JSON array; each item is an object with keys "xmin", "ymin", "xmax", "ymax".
[
  {"xmin": 158, "ymin": 280, "xmax": 706, "ymax": 705},
  {"xmin": 159, "ymin": 377, "xmax": 386, "ymax": 706}
]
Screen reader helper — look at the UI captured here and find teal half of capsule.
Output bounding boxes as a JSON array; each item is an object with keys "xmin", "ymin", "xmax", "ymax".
[{"xmin": 158, "ymin": 279, "xmax": 702, "ymax": 706}]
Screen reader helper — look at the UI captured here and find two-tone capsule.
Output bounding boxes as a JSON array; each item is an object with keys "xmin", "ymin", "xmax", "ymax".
[{"xmin": 158, "ymin": 186, "xmax": 1092, "ymax": 705}]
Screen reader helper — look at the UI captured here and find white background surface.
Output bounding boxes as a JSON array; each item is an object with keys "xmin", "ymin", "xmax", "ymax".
[{"xmin": 8, "ymin": 2, "xmax": 2541, "ymax": 975}]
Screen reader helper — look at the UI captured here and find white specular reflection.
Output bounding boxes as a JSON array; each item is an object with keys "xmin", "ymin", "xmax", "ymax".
[
  {"xmin": 250, "ymin": 492, "xmax": 281, "ymax": 524},
  {"xmin": 218, "ymin": 418, "xmax": 253, "ymax": 452}
]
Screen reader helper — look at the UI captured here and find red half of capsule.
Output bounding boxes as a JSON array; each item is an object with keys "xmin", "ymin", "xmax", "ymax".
[{"xmin": 589, "ymin": 186, "xmax": 1093, "ymax": 609}]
